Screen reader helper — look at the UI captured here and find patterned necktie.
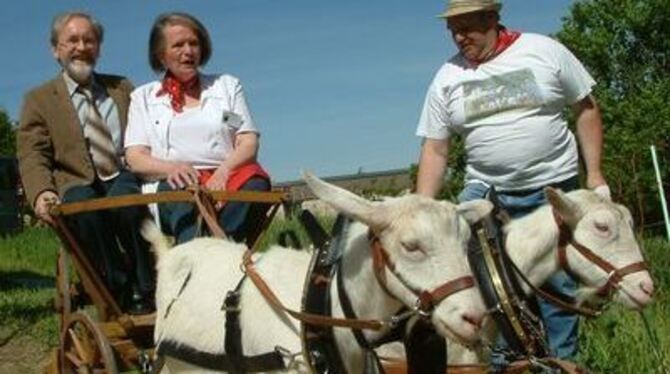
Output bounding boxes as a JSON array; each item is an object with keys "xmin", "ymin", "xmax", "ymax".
[{"xmin": 80, "ymin": 88, "xmax": 120, "ymax": 180}]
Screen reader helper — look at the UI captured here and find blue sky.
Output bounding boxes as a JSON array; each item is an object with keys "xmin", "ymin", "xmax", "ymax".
[{"xmin": 0, "ymin": 0, "xmax": 575, "ymax": 182}]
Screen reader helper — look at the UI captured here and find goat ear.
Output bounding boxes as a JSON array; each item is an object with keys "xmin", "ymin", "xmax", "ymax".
[
  {"xmin": 545, "ymin": 187, "xmax": 582, "ymax": 226},
  {"xmin": 456, "ymin": 199, "xmax": 494, "ymax": 224},
  {"xmin": 302, "ymin": 170, "xmax": 383, "ymax": 228}
]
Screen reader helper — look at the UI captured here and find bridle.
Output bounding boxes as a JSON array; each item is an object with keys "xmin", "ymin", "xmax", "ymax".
[
  {"xmin": 553, "ymin": 209, "xmax": 649, "ymax": 308},
  {"xmin": 368, "ymin": 232, "xmax": 476, "ymax": 318}
]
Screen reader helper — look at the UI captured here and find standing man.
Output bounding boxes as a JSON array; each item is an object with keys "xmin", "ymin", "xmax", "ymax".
[
  {"xmin": 17, "ymin": 11, "xmax": 154, "ymax": 314},
  {"xmin": 415, "ymin": 0, "xmax": 610, "ymax": 360}
]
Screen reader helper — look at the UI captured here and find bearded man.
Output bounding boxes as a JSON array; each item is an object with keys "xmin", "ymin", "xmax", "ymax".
[{"xmin": 17, "ymin": 11, "xmax": 154, "ymax": 314}]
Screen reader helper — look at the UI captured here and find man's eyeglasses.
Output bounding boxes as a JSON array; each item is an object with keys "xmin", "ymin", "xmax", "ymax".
[{"xmin": 58, "ymin": 37, "xmax": 98, "ymax": 49}]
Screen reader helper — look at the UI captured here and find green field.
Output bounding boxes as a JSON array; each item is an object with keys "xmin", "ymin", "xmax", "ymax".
[{"xmin": 0, "ymin": 222, "xmax": 668, "ymax": 373}]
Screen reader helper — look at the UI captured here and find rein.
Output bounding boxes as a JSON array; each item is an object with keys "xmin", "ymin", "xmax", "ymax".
[{"xmin": 241, "ymin": 250, "xmax": 387, "ymax": 331}]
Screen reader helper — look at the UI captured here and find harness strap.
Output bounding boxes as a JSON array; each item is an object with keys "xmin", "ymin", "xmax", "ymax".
[
  {"xmin": 379, "ymin": 357, "xmax": 588, "ymax": 373},
  {"xmin": 336, "ymin": 265, "xmax": 386, "ymax": 350},
  {"xmin": 300, "ymin": 213, "xmax": 348, "ymax": 374},
  {"xmin": 370, "ymin": 239, "xmax": 396, "ymax": 298},
  {"xmin": 191, "ymin": 186, "xmax": 227, "ymax": 239},
  {"xmin": 299, "ymin": 209, "xmax": 330, "ymax": 250},
  {"xmin": 248, "ymin": 202, "xmax": 281, "ymax": 252},
  {"xmin": 418, "ymin": 277, "xmax": 475, "ymax": 312},
  {"xmin": 223, "ymin": 278, "xmax": 246, "ymax": 373},
  {"xmin": 156, "ymin": 340, "xmax": 285, "ymax": 372},
  {"xmin": 595, "ymin": 261, "xmax": 648, "ymax": 296},
  {"xmin": 163, "ymin": 271, "xmax": 193, "ymax": 320}
]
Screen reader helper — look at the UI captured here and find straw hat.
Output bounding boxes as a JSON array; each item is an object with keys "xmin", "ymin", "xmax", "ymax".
[{"xmin": 438, "ymin": 0, "xmax": 502, "ymax": 18}]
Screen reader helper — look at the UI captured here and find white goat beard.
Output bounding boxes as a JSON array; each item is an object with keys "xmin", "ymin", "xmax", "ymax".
[{"xmin": 62, "ymin": 59, "xmax": 94, "ymax": 84}]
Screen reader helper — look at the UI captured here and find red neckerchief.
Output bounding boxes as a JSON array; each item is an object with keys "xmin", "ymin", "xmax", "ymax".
[
  {"xmin": 156, "ymin": 72, "xmax": 199, "ymax": 113},
  {"xmin": 468, "ymin": 27, "xmax": 521, "ymax": 67}
]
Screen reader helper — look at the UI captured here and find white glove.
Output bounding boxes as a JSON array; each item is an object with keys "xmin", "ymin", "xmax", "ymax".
[{"xmin": 593, "ymin": 184, "xmax": 611, "ymax": 201}]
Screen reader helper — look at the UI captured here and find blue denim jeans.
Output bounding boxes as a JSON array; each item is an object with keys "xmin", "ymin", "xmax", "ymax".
[
  {"xmin": 63, "ymin": 170, "xmax": 154, "ymax": 301},
  {"xmin": 458, "ymin": 178, "xmax": 579, "ymax": 360}
]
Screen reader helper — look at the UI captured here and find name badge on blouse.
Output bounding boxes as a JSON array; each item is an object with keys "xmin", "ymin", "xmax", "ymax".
[{"xmin": 222, "ymin": 111, "xmax": 243, "ymax": 129}]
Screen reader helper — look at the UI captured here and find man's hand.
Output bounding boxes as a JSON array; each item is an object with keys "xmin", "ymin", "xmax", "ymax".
[
  {"xmin": 34, "ymin": 191, "xmax": 60, "ymax": 225},
  {"xmin": 593, "ymin": 184, "xmax": 611, "ymax": 201},
  {"xmin": 166, "ymin": 162, "xmax": 199, "ymax": 189},
  {"xmin": 586, "ymin": 171, "xmax": 611, "ymax": 200}
]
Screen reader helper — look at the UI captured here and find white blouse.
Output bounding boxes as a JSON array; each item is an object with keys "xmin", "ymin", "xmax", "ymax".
[{"xmin": 125, "ymin": 73, "xmax": 258, "ymax": 169}]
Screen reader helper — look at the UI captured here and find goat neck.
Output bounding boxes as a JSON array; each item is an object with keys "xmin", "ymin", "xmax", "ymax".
[
  {"xmin": 330, "ymin": 222, "xmax": 405, "ymax": 372},
  {"xmin": 503, "ymin": 206, "xmax": 561, "ymax": 291}
]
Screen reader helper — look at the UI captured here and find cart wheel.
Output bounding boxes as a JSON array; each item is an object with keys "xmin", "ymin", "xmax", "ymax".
[
  {"xmin": 60, "ymin": 312, "xmax": 118, "ymax": 374},
  {"xmin": 55, "ymin": 248, "xmax": 71, "ymax": 330}
]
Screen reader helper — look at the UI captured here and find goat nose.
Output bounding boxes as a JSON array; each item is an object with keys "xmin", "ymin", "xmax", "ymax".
[
  {"xmin": 462, "ymin": 311, "xmax": 484, "ymax": 329},
  {"xmin": 640, "ymin": 279, "xmax": 654, "ymax": 297}
]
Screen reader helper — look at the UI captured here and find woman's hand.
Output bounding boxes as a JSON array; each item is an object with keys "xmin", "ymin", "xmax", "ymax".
[
  {"xmin": 205, "ymin": 165, "xmax": 229, "ymax": 191},
  {"xmin": 205, "ymin": 165, "xmax": 230, "ymax": 210},
  {"xmin": 166, "ymin": 162, "xmax": 200, "ymax": 189}
]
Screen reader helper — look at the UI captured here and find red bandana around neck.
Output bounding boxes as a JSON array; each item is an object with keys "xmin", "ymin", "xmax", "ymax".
[
  {"xmin": 156, "ymin": 72, "xmax": 200, "ymax": 113},
  {"xmin": 469, "ymin": 27, "xmax": 521, "ymax": 67}
]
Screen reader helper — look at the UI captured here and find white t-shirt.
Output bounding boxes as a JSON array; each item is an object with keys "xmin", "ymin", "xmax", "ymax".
[
  {"xmin": 416, "ymin": 33, "xmax": 595, "ymax": 191},
  {"xmin": 125, "ymin": 74, "xmax": 258, "ymax": 169}
]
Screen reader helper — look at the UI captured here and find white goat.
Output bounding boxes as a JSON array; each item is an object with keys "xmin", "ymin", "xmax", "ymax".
[
  {"xmin": 448, "ymin": 187, "xmax": 655, "ymax": 364},
  {"xmin": 143, "ymin": 172, "xmax": 491, "ymax": 373}
]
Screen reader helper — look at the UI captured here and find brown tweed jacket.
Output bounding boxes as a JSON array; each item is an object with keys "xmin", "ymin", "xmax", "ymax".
[{"xmin": 17, "ymin": 73, "xmax": 134, "ymax": 206}]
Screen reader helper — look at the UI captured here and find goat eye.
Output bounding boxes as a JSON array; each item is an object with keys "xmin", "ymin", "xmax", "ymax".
[
  {"xmin": 594, "ymin": 221, "xmax": 610, "ymax": 233},
  {"xmin": 401, "ymin": 242, "xmax": 422, "ymax": 253}
]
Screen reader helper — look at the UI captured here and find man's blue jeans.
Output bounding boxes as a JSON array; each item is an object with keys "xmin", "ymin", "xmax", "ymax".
[
  {"xmin": 63, "ymin": 170, "xmax": 154, "ymax": 301},
  {"xmin": 458, "ymin": 178, "xmax": 579, "ymax": 359}
]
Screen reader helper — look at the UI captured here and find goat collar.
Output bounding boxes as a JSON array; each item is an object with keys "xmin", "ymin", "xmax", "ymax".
[
  {"xmin": 552, "ymin": 209, "xmax": 649, "ymax": 308},
  {"xmin": 367, "ymin": 231, "xmax": 475, "ymax": 315}
]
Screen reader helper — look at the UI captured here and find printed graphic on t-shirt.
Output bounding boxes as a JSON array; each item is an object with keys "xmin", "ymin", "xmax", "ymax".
[{"xmin": 463, "ymin": 68, "xmax": 542, "ymax": 122}]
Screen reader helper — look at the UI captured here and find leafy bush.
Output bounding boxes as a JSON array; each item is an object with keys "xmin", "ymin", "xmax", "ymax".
[
  {"xmin": 556, "ymin": 0, "xmax": 670, "ymax": 230},
  {"xmin": 0, "ymin": 109, "xmax": 16, "ymax": 157}
]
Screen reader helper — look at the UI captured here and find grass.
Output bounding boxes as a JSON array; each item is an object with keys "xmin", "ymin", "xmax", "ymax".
[
  {"xmin": 0, "ymin": 227, "xmax": 60, "ymax": 347},
  {"xmin": 0, "ymin": 221, "xmax": 668, "ymax": 373},
  {"xmin": 577, "ymin": 237, "xmax": 670, "ymax": 373}
]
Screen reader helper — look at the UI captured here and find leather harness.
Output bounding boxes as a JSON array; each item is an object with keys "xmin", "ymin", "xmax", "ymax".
[
  {"xmin": 467, "ymin": 213, "xmax": 549, "ymax": 360},
  {"xmin": 155, "ymin": 274, "xmax": 287, "ymax": 373},
  {"xmin": 463, "ymin": 199, "xmax": 650, "ymax": 373}
]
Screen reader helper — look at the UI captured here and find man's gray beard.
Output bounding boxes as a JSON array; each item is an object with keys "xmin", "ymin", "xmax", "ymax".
[{"xmin": 62, "ymin": 59, "xmax": 94, "ymax": 84}]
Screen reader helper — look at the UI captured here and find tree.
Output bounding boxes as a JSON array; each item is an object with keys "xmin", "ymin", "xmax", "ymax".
[
  {"xmin": 556, "ymin": 0, "xmax": 670, "ymax": 231},
  {"xmin": 0, "ymin": 109, "xmax": 16, "ymax": 156}
]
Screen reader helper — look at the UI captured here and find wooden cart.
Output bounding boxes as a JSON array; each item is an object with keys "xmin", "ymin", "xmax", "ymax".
[{"xmin": 43, "ymin": 189, "xmax": 286, "ymax": 373}]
